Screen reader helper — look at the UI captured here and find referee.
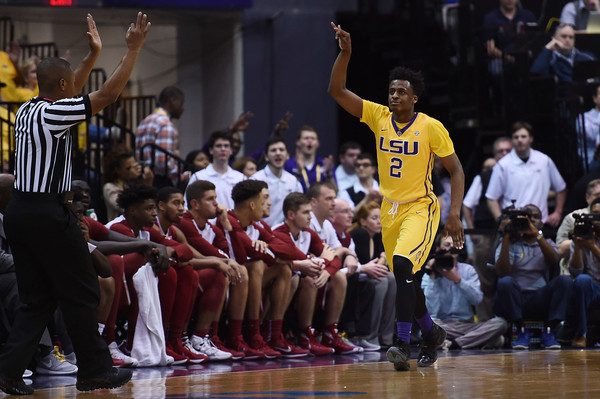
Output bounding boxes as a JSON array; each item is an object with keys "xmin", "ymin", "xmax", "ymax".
[{"xmin": 0, "ymin": 13, "xmax": 150, "ymax": 395}]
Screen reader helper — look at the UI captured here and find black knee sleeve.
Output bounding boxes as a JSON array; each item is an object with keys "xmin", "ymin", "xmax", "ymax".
[{"xmin": 393, "ymin": 255, "xmax": 417, "ymax": 322}]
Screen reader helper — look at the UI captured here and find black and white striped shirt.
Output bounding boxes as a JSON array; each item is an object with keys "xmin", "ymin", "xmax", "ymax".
[{"xmin": 13, "ymin": 95, "xmax": 91, "ymax": 193}]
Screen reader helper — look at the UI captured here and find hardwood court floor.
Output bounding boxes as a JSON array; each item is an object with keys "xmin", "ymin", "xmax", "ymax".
[{"xmin": 26, "ymin": 349, "xmax": 600, "ymax": 398}]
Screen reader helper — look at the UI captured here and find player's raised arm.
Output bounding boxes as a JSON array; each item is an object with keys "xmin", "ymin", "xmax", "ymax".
[
  {"xmin": 73, "ymin": 14, "xmax": 102, "ymax": 94},
  {"xmin": 328, "ymin": 22, "xmax": 363, "ymax": 119},
  {"xmin": 89, "ymin": 12, "xmax": 150, "ymax": 116}
]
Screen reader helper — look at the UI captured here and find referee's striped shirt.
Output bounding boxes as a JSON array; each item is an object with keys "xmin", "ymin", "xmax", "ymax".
[{"xmin": 13, "ymin": 95, "xmax": 91, "ymax": 194}]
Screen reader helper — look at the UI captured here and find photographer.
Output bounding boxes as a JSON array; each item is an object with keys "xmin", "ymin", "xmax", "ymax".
[
  {"xmin": 494, "ymin": 204, "xmax": 572, "ymax": 350},
  {"xmin": 567, "ymin": 197, "xmax": 600, "ymax": 347},
  {"xmin": 422, "ymin": 236, "xmax": 507, "ymax": 349}
]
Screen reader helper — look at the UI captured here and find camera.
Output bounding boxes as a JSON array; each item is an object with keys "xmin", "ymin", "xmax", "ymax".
[
  {"xmin": 501, "ymin": 201, "xmax": 530, "ymax": 232},
  {"xmin": 572, "ymin": 213, "xmax": 600, "ymax": 240},
  {"xmin": 423, "ymin": 249, "xmax": 456, "ymax": 275}
]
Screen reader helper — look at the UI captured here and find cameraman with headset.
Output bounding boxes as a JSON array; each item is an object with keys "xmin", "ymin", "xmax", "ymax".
[
  {"xmin": 568, "ymin": 197, "xmax": 600, "ymax": 347},
  {"xmin": 494, "ymin": 204, "xmax": 572, "ymax": 349},
  {"xmin": 422, "ymin": 236, "xmax": 507, "ymax": 349}
]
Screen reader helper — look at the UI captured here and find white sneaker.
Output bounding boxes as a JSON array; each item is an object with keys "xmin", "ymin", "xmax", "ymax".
[
  {"xmin": 108, "ymin": 341, "xmax": 139, "ymax": 367},
  {"xmin": 190, "ymin": 335, "xmax": 232, "ymax": 361},
  {"xmin": 22, "ymin": 369, "xmax": 32, "ymax": 378},
  {"xmin": 64, "ymin": 351, "xmax": 77, "ymax": 365},
  {"xmin": 351, "ymin": 338, "xmax": 381, "ymax": 352},
  {"xmin": 36, "ymin": 352, "xmax": 78, "ymax": 375}
]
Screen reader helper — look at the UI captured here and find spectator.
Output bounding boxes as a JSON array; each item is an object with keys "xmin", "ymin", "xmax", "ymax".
[
  {"xmin": 339, "ymin": 153, "xmax": 381, "ymax": 209},
  {"xmin": 576, "ymin": 84, "xmax": 600, "ymax": 170},
  {"xmin": 493, "ymin": 204, "xmax": 572, "ymax": 349},
  {"xmin": 560, "ymin": 0, "xmax": 600, "ymax": 31},
  {"xmin": 232, "ymin": 156, "xmax": 258, "ymax": 178},
  {"xmin": 568, "ymin": 197, "xmax": 600, "ymax": 347},
  {"xmin": 102, "ymin": 149, "xmax": 153, "ymax": 222},
  {"xmin": 184, "ymin": 149, "xmax": 209, "ymax": 174},
  {"xmin": 253, "ymin": 137, "xmax": 303, "ymax": 227},
  {"xmin": 186, "ymin": 131, "xmax": 245, "ymax": 210},
  {"xmin": 530, "ymin": 23, "xmax": 595, "ymax": 84},
  {"xmin": 557, "ymin": 179, "xmax": 600, "ymax": 258},
  {"xmin": 285, "ymin": 126, "xmax": 334, "ymax": 192},
  {"xmin": 483, "ymin": 0, "xmax": 537, "ymax": 77},
  {"xmin": 2, "ymin": 57, "xmax": 38, "ymax": 102},
  {"xmin": 334, "ymin": 141, "xmax": 361, "ymax": 192},
  {"xmin": 342, "ymin": 200, "xmax": 396, "ymax": 350},
  {"xmin": 135, "ymin": 86, "xmax": 184, "ymax": 187},
  {"xmin": 422, "ymin": 236, "xmax": 507, "ymax": 349},
  {"xmin": 486, "ymin": 121, "xmax": 567, "ymax": 227}
]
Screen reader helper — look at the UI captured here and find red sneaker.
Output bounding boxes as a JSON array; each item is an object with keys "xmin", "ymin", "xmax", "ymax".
[
  {"xmin": 168, "ymin": 339, "xmax": 208, "ymax": 364},
  {"xmin": 226, "ymin": 335, "xmax": 265, "ymax": 360},
  {"xmin": 166, "ymin": 345, "xmax": 188, "ymax": 365},
  {"xmin": 212, "ymin": 335, "xmax": 245, "ymax": 360},
  {"xmin": 321, "ymin": 327, "xmax": 361, "ymax": 355},
  {"xmin": 248, "ymin": 334, "xmax": 281, "ymax": 359},
  {"xmin": 298, "ymin": 327, "xmax": 335, "ymax": 356},
  {"xmin": 269, "ymin": 333, "xmax": 309, "ymax": 358}
]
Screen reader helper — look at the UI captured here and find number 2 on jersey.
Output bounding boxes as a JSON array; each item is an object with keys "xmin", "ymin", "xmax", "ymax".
[{"xmin": 390, "ymin": 157, "xmax": 403, "ymax": 178}]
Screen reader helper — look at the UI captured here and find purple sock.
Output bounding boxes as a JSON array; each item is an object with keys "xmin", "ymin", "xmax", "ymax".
[
  {"xmin": 417, "ymin": 312, "xmax": 433, "ymax": 335},
  {"xmin": 396, "ymin": 322, "xmax": 412, "ymax": 344}
]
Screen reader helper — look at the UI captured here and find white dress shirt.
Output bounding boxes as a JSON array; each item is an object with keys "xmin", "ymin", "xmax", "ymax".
[
  {"xmin": 253, "ymin": 166, "xmax": 303, "ymax": 226},
  {"xmin": 310, "ymin": 212, "xmax": 342, "ymax": 249},
  {"xmin": 187, "ymin": 164, "xmax": 246, "ymax": 209}
]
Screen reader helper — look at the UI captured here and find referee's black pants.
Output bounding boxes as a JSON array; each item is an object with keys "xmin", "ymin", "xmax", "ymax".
[{"xmin": 0, "ymin": 191, "xmax": 112, "ymax": 378}]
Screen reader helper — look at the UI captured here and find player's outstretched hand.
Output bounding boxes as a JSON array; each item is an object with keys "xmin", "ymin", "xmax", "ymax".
[
  {"xmin": 330, "ymin": 22, "xmax": 351, "ymax": 52},
  {"xmin": 444, "ymin": 214, "xmax": 464, "ymax": 249},
  {"xmin": 126, "ymin": 12, "xmax": 151, "ymax": 51},
  {"xmin": 86, "ymin": 14, "xmax": 102, "ymax": 54}
]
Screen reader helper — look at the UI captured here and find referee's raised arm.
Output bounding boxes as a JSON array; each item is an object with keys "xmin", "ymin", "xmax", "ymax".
[{"xmin": 88, "ymin": 12, "xmax": 151, "ymax": 116}]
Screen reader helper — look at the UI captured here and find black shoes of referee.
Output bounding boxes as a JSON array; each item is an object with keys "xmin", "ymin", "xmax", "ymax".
[
  {"xmin": 417, "ymin": 323, "xmax": 447, "ymax": 367},
  {"xmin": 387, "ymin": 322, "xmax": 447, "ymax": 371},
  {"xmin": 76, "ymin": 367, "xmax": 132, "ymax": 392}
]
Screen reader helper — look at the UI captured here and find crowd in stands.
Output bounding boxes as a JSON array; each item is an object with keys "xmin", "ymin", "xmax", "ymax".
[{"xmin": 3, "ymin": 0, "xmax": 600, "ymax": 380}]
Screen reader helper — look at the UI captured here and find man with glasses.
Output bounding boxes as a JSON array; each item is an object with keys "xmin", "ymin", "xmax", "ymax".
[
  {"xmin": 186, "ymin": 131, "xmax": 245, "ymax": 209},
  {"xmin": 339, "ymin": 153, "xmax": 381, "ymax": 209}
]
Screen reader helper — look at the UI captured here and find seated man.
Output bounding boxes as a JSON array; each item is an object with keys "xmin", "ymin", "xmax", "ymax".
[
  {"xmin": 274, "ymin": 193, "xmax": 358, "ymax": 355},
  {"xmin": 219, "ymin": 180, "xmax": 306, "ymax": 358},
  {"xmin": 332, "ymin": 199, "xmax": 395, "ymax": 350},
  {"xmin": 338, "ymin": 153, "xmax": 381, "ymax": 209},
  {"xmin": 422, "ymin": 236, "xmax": 507, "ymax": 349},
  {"xmin": 176, "ymin": 180, "xmax": 250, "ymax": 360},
  {"xmin": 530, "ymin": 23, "xmax": 595, "ymax": 84},
  {"xmin": 493, "ymin": 204, "xmax": 572, "ymax": 349},
  {"xmin": 154, "ymin": 186, "xmax": 233, "ymax": 361},
  {"xmin": 568, "ymin": 197, "xmax": 600, "ymax": 347},
  {"xmin": 110, "ymin": 185, "xmax": 204, "ymax": 364}
]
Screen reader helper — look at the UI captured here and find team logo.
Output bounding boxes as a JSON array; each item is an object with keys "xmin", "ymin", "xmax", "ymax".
[
  {"xmin": 378, "ymin": 137, "xmax": 419, "ymax": 155},
  {"xmin": 414, "ymin": 131, "xmax": 420, "ymax": 136}
]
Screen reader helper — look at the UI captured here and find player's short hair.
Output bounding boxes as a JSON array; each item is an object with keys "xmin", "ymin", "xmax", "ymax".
[
  {"xmin": 186, "ymin": 180, "xmax": 216, "ymax": 205},
  {"xmin": 297, "ymin": 125, "xmax": 318, "ymax": 140},
  {"xmin": 157, "ymin": 186, "xmax": 182, "ymax": 204},
  {"xmin": 339, "ymin": 141, "xmax": 362, "ymax": 156},
  {"xmin": 231, "ymin": 179, "xmax": 268, "ymax": 206},
  {"xmin": 208, "ymin": 130, "xmax": 233, "ymax": 149},
  {"xmin": 117, "ymin": 185, "xmax": 157, "ymax": 211},
  {"xmin": 510, "ymin": 121, "xmax": 533, "ymax": 137},
  {"xmin": 306, "ymin": 181, "xmax": 337, "ymax": 200},
  {"xmin": 283, "ymin": 192, "xmax": 310, "ymax": 218},
  {"xmin": 388, "ymin": 66, "xmax": 425, "ymax": 97},
  {"xmin": 157, "ymin": 86, "xmax": 184, "ymax": 107},
  {"xmin": 264, "ymin": 136, "xmax": 287, "ymax": 153}
]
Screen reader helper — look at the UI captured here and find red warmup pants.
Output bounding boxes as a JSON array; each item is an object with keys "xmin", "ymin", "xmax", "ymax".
[
  {"xmin": 193, "ymin": 269, "xmax": 227, "ymax": 319},
  {"xmin": 121, "ymin": 254, "xmax": 198, "ymax": 347},
  {"xmin": 103, "ymin": 255, "xmax": 125, "ymax": 344}
]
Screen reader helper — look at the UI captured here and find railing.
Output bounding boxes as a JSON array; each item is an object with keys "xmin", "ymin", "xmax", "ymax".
[
  {"xmin": 20, "ymin": 42, "xmax": 58, "ymax": 62},
  {"xmin": 84, "ymin": 68, "xmax": 107, "ymax": 95},
  {"xmin": 138, "ymin": 142, "xmax": 187, "ymax": 187},
  {"xmin": 0, "ymin": 18, "xmax": 14, "ymax": 53},
  {"xmin": 122, "ymin": 95, "xmax": 156, "ymax": 131},
  {"xmin": 0, "ymin": 102, "xmax": 22, "ymax": 174}
]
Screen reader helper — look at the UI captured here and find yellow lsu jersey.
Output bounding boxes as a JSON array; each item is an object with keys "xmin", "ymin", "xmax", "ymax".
[{"xmin": 360, "ymin": 100, "xmax": 454, "ymax": 204}]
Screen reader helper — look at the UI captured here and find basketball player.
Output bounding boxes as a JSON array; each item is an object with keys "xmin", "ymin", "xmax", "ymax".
[{"xmin": 328, "ymin": 23, "xmax": 465, "ymax": 371}]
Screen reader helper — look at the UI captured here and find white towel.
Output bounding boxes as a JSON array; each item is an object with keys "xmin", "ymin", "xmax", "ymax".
[{"xmin": 131, "ymin": 263, "xmax": 172, "ymax": 366}]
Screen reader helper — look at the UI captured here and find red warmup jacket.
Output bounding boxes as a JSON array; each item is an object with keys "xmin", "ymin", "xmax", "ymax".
[
  {"xmin": 110, "ymin": 219, "xmax": 193, "ymax": 265},
  {"xmin": 175, "ymin": 212, "xmax": 229, "ymax": 259},
  {"xmin": 273, "ymin": 223, "xmax": 341, "ymax": 277},
  {"xmin": 216, "ymin": 210, "xmax": 305, "ymax": 265},
  {"xmin": 84, "ymin": 216, "xmax": 110, "ymax": 241}
]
